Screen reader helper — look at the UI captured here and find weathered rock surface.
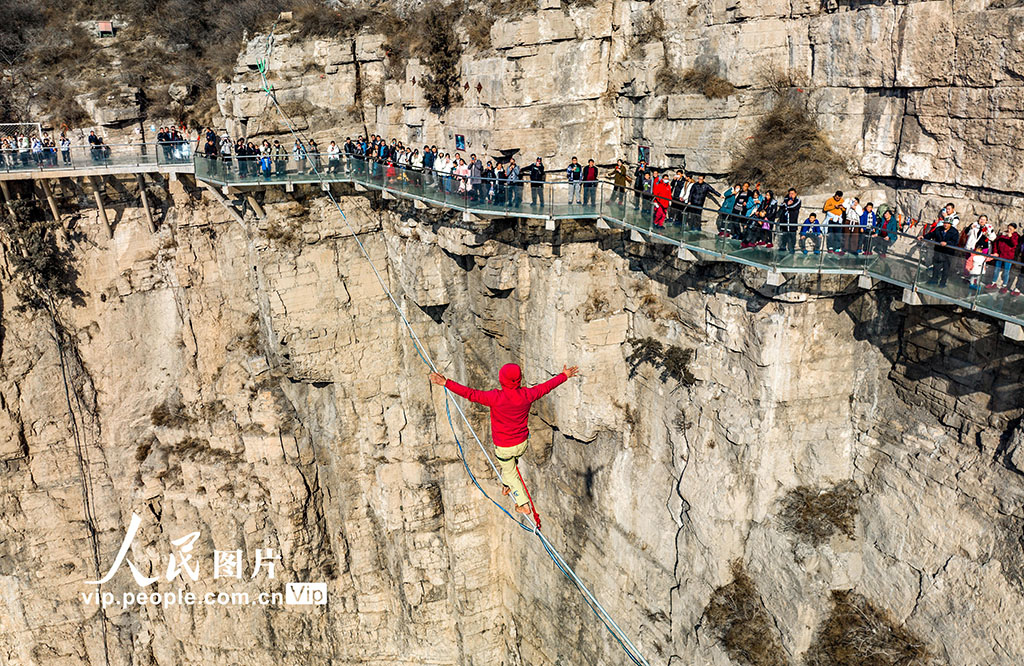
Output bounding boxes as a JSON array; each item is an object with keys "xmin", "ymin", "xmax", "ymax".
[{"xmin": 0, "ymin": 185, "xmax": 1021, "ymax": 664}]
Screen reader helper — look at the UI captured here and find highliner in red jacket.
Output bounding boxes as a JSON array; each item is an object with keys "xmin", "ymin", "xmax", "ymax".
[{"xmin": 429, "ymin": 362, "xmax": 579, "ymax": 515}]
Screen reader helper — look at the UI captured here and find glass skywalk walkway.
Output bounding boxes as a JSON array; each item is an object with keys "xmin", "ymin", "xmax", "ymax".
[
  {"xmin": 194, "ymin": 155, "xmax": 1024, "ymax": 329},
  {"xmin": 0, "ymin": 143, "xmax": 194, "ymax": 180}
]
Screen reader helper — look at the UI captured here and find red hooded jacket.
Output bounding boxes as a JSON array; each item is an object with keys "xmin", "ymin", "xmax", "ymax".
[
  {"xmin": 993, "ymin": 231, "xmax": 1019, "ymax": 260},
  {"xmin": 444, "ymin": 363, "xmax": 567, "ymax": 448},
  {"xmin": 652, "ymin": 179, "xmax": 672, "ymax": 209}
]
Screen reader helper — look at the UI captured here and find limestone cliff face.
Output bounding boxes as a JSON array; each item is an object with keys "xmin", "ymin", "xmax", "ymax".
[
  {"xmin": 1, "ymin": 183, "xmax": 1022, "ymax": 664},
  {"xmin": 217, "ymin": 0, "xmax": 1024, "ymax": 221}
]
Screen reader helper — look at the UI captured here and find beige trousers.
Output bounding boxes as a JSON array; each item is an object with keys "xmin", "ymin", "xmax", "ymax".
[{"xmin": 496, "ymin": 439, "xmax": 530, "ymax": 507}]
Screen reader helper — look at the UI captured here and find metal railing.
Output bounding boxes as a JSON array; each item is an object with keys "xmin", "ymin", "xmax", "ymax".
[
  {"xmin": 190, "ymin": 152, "xmax": 1024, "ymax": 327},
  {"xmin": 0, "ymin": 142, "xmax": 194, "ymax": 174}
]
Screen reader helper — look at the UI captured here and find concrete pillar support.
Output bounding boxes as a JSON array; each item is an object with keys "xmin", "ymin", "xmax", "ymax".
[
  {"xmin": 677, "ymin": 246, "xmax": 698, "ymax": 261},
  {"xmin": 902, "ymin": 287, "xmax": 922, "ymax": 306},
  {"xmin": 201, "ymin": 182, "xmax": 244, "ymax": 225},
  {"xmin": 38, "ymin": 179, "xmax": 61, "ymax": 223},
  {"xmin": 136, "ymin": 174, "xmax": 156, "ymax": 233},
  {"xmin": 0, "ymin": 180, "xmax": 16, "ymax": 218},
  {"xmin": 246, "ymin": 194, "xmax": 266, "ymax": 219},
  {"xmin": 88, "ymin": 176, "xmax": 112, "ymax": 239}
]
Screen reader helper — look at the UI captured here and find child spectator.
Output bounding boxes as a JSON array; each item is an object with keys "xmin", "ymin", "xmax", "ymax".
[
  {"xmin": 800, "ymin": 213, "xmax": 822, "ymax": 254},
  {"xmin": 966, "ymin": 235, "xmax": 992, "ymax": 291},
  {"xmin": 858, "ymin": 202, "xmax": 876, "ymax": 255},
  {"xmin": 873, "ymin": 210, "xmax": 897, "ymax": 257}
]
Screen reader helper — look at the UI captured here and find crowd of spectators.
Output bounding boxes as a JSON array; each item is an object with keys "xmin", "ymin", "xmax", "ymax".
[
  {"xmin": 154, "ymin": 126, "xmax": 193, "ymax": 161},
  {"xmin": 0, "ymin": 126, "xmax": 196, "ymax": 169},
  {"xmin": 193, "ymin": 127, "xmax": 1024, "ymax": 297},
  {"xmin": 6, "ymin": 124, "xmax": 1020, "ymax": 297},
  {"xmin": 0, "ymin": 132, "xmax": 74, "ymax": 168}
]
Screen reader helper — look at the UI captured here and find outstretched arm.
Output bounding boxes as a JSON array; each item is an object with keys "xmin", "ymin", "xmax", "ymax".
[
  {"xmin": 429, "ymin": 372, "xmax": 495, "ymax": 406},
  {"xmin": 523, "ymin": 365, "xmax": 578, "ymax": 402}
]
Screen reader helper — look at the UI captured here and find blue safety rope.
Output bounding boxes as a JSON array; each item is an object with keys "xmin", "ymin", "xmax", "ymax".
[{"xmin": 252, "ymin": 33, "xmax": 650, "ymax": 666}]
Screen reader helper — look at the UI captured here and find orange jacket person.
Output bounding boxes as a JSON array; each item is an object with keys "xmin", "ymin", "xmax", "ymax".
[{"xmin": 430, "ymin": 363, "xmax": 579, "ymax": 514}]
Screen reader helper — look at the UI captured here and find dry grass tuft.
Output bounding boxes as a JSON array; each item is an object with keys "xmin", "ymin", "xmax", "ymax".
[
  {"xmin": 151, "ymin": 396, "xmax": 193, "ymax": 428},
  {"xmin": 805, "ymin": 590, "xmax": 930, "ymax": 666},
  {"xmin": 492, "ymin": 0, "xmax": 539, "ymax": 17},
  {"xmin": 704, "ymin": 561, "xmax": 789, "ymax": 666},
  {"xmin": 463, "ymin": 13, "xmax": 494, "ymax": 51},
  {"xmin": 778, "ymin": 480, "xmax": 861, "ymax": 546},
  {"xmin": 656, "ymin": 65, "xmax": 735, "ymax": 98},
  {"xmin": 291, "ymin": 4, "xmax": 378, "ymax": 38},
  {"xmin": 625, "ymin": 337, "xmax": 696, "ymax": 385},
  {"xmin": 264, "ymin": 218, "xmax": 302, "ymax": 248},
  {"xmin": 728, "ymin": 98, "xmax": 847, "ymax": 192},
  {"xmin": 176, "ymin": 436, "xmax": 238, "ymax": 463}
]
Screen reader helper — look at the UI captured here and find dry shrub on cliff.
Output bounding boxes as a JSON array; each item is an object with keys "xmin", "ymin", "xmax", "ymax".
[
  {"xmin": 37, "ymin": 82, "xmax": 91, "ymax": 127},
  {"xmin": 291, "ymin": 3, "xmax": 378, "ymax": 38},
  {"xmin": 151, "ymin": 396, "xmax": 194, "ymax": 428},
  {"xmin": 176, "ymin": 436, "xmax": 238, "ymax": 463},
  {"xmin": 625, "ymin": 337, "xmax": 696, "ymax": 386},
  {"xmin": 418, "ymin": 2, "xmax": 464, "ymax": 109},
  {"xmin": 805, "ymin": 591, "xmax": 929, "ymax": 666},
  {"xmin": 760, "ymin": 61, "xmax": 798, "ymax": 98},
  {"xmin": 0, "ymin": 199, "xmax": 83, "ymax": 310},
  {"xmin": 728, "ymin": 63, "xmax": 846, "ymax": 189},
  {"xmin": 778, "ymin": 480, "xmax": 861, "ymax": 546},
  {"xmin": 492, "ymin": 0, "xmax": 539, "ymax": 18},
  {"xmin": 463, "ymin": 13, "xmax": 494, "ymax": 51},
  {"xmin": 728, "ymin": 97, "xmax": 847, "ymax": 192},
  {"xmin": 1, "ymin": 0, "xmax": 294, "ymax": 123},
  {"xmin": 264, "ymin": 218, "xmax": 303, "ymax": 248},
  {"xmin": 704, "ymin": 562, "xmax": 789, "ymax": 666},
  {"xmin": 656, "ymin": 65, "xmax": 735, "ymax": 99}
]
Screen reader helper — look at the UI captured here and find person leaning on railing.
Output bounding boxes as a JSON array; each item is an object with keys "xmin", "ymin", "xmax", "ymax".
[
  {"xmin": 524, "ymin": 157, "xmax": 545, "ymax": 207},
  {"xmin": 651, "ymin": 173, "xmax": 671, "ymax": 228},
  {"xmin": 60, "ymin": 134, "xmax": 71, "ymax": 164},
  {"xmin": 566, "ymin": 156, "xmax": 583, "ymax": 205},
  {"xmin": 872, "ymin": 209, "xmax": 897, "ymax": 257},
  {"xmin": 508, "ymin": 158, "xmax": 522, "ymax": 207},
  {"xmin": 799, "ymin": 212, "xmax": 823, "ymax": 255},
  {"xmin": 778, "ymin": 189, "xmax": 802, "ymax": 252},
  {"xmin": 609, "ymin": 159, "xmax": 631, "ymax": 207},
  {"xmin": 726, "ymin": 182, "xmax": 750, "ymax": 238},
  {"xmin": 687, "ymin": 175, "xmax": 719, "ymax": 231},
  {"xmin": 327, "ymin": 140, "xmax": 341, "ymax": 174},
  {"xmin": 582, "ymin": 159, "xmax": 599, "ymax": 207},
  {"xmin": 987, "ymin": 224, "xmax": 1020, "ymax": 294},
  {"xmin": 822, "ymin": 190, "xmax": 845, "ymax": 253},
  {"xmin": 842, "ymin": 197, "xmax": 863, "ymax": 255},
  {"xmin": 856, "ymin": 202, "xmax": 876, "ymax": 255},
  {"xmin": 921, "ymin": 215, "xmax": 960, "ymax": 288},
  {"xmin": 669, "ymin": 171, "xmax": 686, "ymax": 227},
  {"xmin": 1008, "ymin": 237, "xmax": 1024, "ymax": 296}
]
